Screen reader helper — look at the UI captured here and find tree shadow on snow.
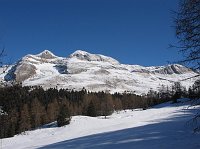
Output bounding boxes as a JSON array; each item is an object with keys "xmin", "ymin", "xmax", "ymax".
[{"xmin": 39, "ymin": 109, "xmax": 200, "ymax": 149}]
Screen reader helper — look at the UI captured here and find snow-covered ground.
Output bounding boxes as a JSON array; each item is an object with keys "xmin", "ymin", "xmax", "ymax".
[{"xmin": 2, "ymin": 99, "xmax": 200, "ymax": 149}]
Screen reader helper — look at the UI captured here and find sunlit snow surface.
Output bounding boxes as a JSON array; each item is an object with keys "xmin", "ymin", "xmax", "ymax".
[
  {"xmin": 2, "ymin": 99, "xmax": 200, "ymax": 149},
  {"xmin": 0, "ymin": 50, "xmax": 198, "ymax": 95}
]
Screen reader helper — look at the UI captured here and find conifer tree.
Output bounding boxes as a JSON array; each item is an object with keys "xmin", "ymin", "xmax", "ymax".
[
  {"xmin": 18, "ymin": 104, "xmax": 31, "ymax": 133},
  {"xmin": 57, "ymin": 105, "xmax": 71, "ymax": 127},
  {"xmin": 87, "ymin": 101, "xmax": 97, "ymax": 117},
  {"xmin": 30, "ymin": 98, "xmax": 43, "ymax": 128}
]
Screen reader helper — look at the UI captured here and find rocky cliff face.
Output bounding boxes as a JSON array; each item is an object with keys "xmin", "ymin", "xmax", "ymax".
[
  {"xmin": 150, "ymin": 64, "xmax": 192, "ymax": 75},
  {"xmin": 15, "ymin": 63, "xmax": 36, "ymax": 82}
]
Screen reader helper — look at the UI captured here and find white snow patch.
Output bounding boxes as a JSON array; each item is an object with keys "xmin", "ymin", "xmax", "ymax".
[{"xmin": 2, "ymin": 101, "xmax": 200, "ymax": 149}]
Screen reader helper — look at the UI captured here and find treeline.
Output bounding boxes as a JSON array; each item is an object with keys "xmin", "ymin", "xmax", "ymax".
[
  {"xmin": 0, "ymin": 79, "xmax": 199, "ymax": 138},
  {"xmin": 147, "ymin": 79, "xmax": 200, "ymax": 103},
  {"xmin": 0, "ymin": 85, "xmax": 167, "ymax": 138}
]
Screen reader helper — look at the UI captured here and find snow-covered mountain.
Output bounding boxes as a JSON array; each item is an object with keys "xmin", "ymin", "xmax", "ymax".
[{"xmin": 0, "ymin": 50, "xmax": 198, "ymax": 94}]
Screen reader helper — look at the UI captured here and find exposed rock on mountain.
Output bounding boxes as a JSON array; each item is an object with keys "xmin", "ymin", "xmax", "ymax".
[
  {"xmin": 36, "ymin": 50, "xmax": 57, "ymax": 59},
  {"xmin": 15, "ymin": 63, "xmax": 36, "ymax": 82},
  {"xmin": 0, "ymin": 50, "xmax": 198, "ymax": 94},
  {"xmin": 151, "ymin": 64, "xmax": 191, "ymax": 75}
]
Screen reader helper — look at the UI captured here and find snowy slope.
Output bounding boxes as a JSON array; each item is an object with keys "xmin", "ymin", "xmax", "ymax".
[
  {"xmin": 2, "ymin": 99, "xmax": 200, "ymax": 149},
  {"xmin": 0, "ymin": 50, "xmax": 199, "ymax": 94}
]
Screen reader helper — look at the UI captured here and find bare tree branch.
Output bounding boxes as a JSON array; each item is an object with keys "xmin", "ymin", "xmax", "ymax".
[{"xmin": 173, "ymin": 0, "xmax": 200, "ymax": 69}]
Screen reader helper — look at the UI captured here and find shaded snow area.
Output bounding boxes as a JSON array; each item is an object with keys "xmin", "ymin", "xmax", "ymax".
[{"xmin": 2, "ymin": 100, "xmax": 200, "ymax": 149}]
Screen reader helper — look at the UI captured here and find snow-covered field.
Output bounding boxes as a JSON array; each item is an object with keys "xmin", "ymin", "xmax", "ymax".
[{"xmin": 2, "ymin": 99, "xmax": 200, "ymax": 149}]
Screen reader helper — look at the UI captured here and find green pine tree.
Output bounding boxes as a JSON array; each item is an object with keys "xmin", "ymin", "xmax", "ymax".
[
  {"xmin": 87, "ymin": 101, "xmax": 97, "ymax": 117},
  {"xmin": 57, "ymin": 105, "xmax": 71, "ymax": 127}
]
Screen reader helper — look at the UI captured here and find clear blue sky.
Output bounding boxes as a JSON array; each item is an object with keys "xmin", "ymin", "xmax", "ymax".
[{"xmin": 0, "ymin": 0, "xmax": 181, "ymax": 66}]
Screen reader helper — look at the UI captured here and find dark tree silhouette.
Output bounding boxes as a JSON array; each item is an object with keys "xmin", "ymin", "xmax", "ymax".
[
  {"xmin": 0, "ymin": 85, "xmax": 171, "ymax": 138},
  {"xmin": 18, "ymin": 104, "xmax": 31, "ymax": 133},
  {"xmin": 57, "ymin": 105, "xmax": 71, "ymax": 127},
  {"xmin": 173, "ymin": 0, "xmax": 200, "ymax": 132},
  {"xmin": 172, "ymin": 82, "xmax": 183, "ymax": 103},
  {"xmin": 173, "ymin": 0, "xmax": 200, "ymax": 69},
  {"xmin": 87, "ymin": 101, "xmax": 97, "ymax": 117}
]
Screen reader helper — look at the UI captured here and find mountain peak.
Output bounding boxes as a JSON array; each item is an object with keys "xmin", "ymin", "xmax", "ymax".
[
  {"xmin": 69, "ymin": 50, "xmax": 119, "ymax": 64},
  {"xmin": 72, "ymin": 50, "xmax": 89, "ymax": 55},
  {"xmin": 36, "ymin": 50, "xmax": 57, "ymax": 59},
  {"xmin": 1, "ymin": 49, "xmax": 198, "ymax": 94}
]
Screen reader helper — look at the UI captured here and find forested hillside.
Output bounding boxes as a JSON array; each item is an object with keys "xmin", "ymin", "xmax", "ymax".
[{"xmin": 0, "ymin": 79, "xmax": 199, "ymax": 138}]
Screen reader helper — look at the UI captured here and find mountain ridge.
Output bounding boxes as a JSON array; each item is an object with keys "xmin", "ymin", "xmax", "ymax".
[{"xmin": 0, "ymin": 50, "xmax": 198, "ymax": 94}]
